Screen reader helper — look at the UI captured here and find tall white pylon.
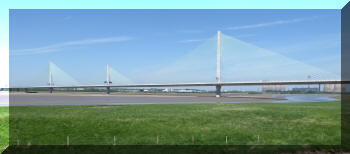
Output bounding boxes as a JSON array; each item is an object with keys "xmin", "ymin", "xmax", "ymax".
[
  {"xmin": 217, "ymin": 30, "xmax": 221, "ymax": 83},
  {"xmin": 49, "ymin": 61, "xmax": 53, "ymax": 93},
  {"xmin": 105, "ymin": 64, "xmax": 112, "ymax": 94},
  {"xmin": 49, "ymin": 61, "xmax": 53, "ymax": 87},
  {"xmin": 216, "ymin": 31, "xmax": 222, "ymax": 98},
  {"xmin": 106, "ymin": 64, "xmax": 111, "ymax": 85}
]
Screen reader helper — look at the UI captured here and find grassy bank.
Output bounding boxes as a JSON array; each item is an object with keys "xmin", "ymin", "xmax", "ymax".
[
  {"xmin": 0, "ymin": 107, "xmax": 8, "ymax": 152},
  {"xmin": 8, "ymin": 101, "xmax": 340, "ymax": 145}
]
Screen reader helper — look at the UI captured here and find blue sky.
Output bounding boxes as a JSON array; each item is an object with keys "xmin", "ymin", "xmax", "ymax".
[{"xmin": 9, "ymin": 10, "xmax": 341, "ymax": 87}]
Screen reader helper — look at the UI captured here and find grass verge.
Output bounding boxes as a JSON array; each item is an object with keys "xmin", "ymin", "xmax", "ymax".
[
  {"xmin": 8, "ymin": 101, "xmax": 340, "ymax": 145},
  {"xmin": 0, "ymin": 107, "xmax": 9, "ymax": 152}
]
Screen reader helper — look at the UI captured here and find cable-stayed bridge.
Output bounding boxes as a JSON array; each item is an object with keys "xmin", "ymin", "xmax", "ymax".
[{"xmin": 11, "ymin": 31, "xmax": 346, "ymax": 97}]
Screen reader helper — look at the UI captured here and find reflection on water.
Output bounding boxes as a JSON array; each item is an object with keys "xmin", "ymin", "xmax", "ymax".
[{"xmin": 274, "ymin": 94, "xmax": 338, "ymax": 103}]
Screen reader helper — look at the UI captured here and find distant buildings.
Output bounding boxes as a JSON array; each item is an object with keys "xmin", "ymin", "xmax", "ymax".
[
  {"xmin": 324, "ymin": 84, "xmax": 341, "ymax": 93},
  {"xmin": 174, "ymin": 89, "xmax": 197, "ymax": 93},
  {"xmin": 262, "ymin": 85, "xmax": 286, "ymax": 92},
  {"xmin": 142, "ymin": 88, "xmax": 201, "ymax": 93},
  {"xmin": 261, "ymin": 80, "xmax": 286, "ymax": 92},
  {"xmin": 162, "ymin": 88, "xmax": 172, "ymax": 92},
  {"xmin": 162, "ymin": 88, "xmax": 201, "ymax": 93},
  {"xmin": 55, "ymin": 88, "xmax": 85, "ymax": 91}
]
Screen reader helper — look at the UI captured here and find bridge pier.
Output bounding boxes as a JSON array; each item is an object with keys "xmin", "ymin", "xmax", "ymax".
[
  {"xmin": 106, "ymin": 87, "xmax": 110, "ymax": 94},
  {"xmin": 49, "ymin": 87, "xmax": 53, "ymax": 93},
  {"xmin": 318, "ymin": 84, "xmax": 321, "ymax": 92},
  {"xmin": 216, "ymin": 85, "xmax": 221, "ymax": 98}
]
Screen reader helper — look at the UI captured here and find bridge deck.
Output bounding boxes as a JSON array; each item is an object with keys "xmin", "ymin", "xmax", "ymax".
[{"xmin": 12, "ymin": 80, "xmax": 346, "ymax": 89}]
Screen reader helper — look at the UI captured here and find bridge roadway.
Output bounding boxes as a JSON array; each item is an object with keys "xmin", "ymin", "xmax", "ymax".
[{"xmin": 12, "ymin": 80, "xmax": 348, "ymax": 97}]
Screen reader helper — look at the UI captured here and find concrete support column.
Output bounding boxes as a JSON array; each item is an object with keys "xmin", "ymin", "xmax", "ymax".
[
  {"xmin": 216, "ymin": 85, "xmax": 221, "ymax": 98},
  {"xmin": 319, "ymin": 84, "xmax": 321, "ymax": 92},
  {"xmin": 49, "ymin": 87, "xmax": 53, "ymax": 93},
  {"xmin": 106, "ymin": 87, "xmax": 110, "ymax": 94}
]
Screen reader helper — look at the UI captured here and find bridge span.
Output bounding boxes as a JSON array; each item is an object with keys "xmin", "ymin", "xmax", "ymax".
[{"xmin": 12, "ymin": 80, "xmax": 347, "ymax": 97}]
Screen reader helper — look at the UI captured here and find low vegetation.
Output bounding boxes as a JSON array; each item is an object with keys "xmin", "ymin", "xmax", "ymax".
[
  {"xmin": 7, "ymin": 101, "xmax": 340, "ymax": 146},
  {"xmin": 0, "ymin": 107, "xmax": 8, "ymax": 152}
]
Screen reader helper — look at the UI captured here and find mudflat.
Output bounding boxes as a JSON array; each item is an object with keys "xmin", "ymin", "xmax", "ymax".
[{"xmin": 9, "ymin": 92, "xmax": 285, "ymax": 105}]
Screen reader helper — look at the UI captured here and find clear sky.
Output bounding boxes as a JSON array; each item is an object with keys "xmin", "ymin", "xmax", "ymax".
[{"xmin": 9, "ymin": 10, "xmax": 341, "ymax": 87}]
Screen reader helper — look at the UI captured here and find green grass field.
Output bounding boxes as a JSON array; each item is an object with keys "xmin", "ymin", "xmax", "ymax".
[
  {"xmin": 6, "ymin": 101, "xmax": 340, "ymax": 146},
  {"xmin": 0, "ymin": 107, "xmax": 9, "ymax": 152}
]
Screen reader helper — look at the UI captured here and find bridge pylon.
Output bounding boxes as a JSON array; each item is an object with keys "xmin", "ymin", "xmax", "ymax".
[
  {"xmin": 105, "ymin": 64, "xmax": 112, "ymax": 94},
  {"xmin": 49, "ymin": 61, "xmax": 53, "ymax": 93},
  {"xmin": 216, "ymin": 30, "xmax": 222, "ymax": 98}
]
